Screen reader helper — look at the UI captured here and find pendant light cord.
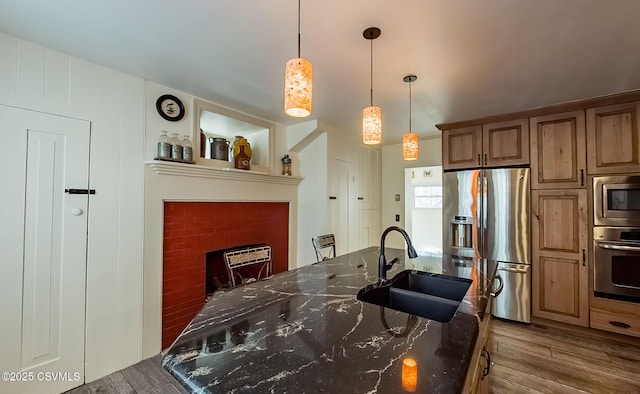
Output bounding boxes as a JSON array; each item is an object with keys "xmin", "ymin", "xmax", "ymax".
[
  {"xmin": 297, "ymin": 0, "xmax": 301, "ymax": 58},
  {"xmin": 370, "ymin": 39, "xmax": 374, "ymax": 106},
  {"xmin": 409, "ymin": 80, "xmax": 412, "ymax": 131}
]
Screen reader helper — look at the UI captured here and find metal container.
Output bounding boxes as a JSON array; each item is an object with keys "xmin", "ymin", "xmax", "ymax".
[{"xmin": 210, "ymin": 137, "xmax": 229, "ymax": 161}]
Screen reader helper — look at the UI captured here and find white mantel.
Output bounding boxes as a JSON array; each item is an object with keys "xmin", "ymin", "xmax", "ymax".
[
  {"xmin": 142, "ymin": 161, "xmax": 301, "ymax": 358},
  {"xmin": 148, "ymin": 161, "xmax": 302, "ymax": 185}
]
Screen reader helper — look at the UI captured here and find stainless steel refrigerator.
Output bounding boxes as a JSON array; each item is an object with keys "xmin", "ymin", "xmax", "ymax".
[{"xmin": 443, "ymin": 168, "xmax": 531, "ymax": 323}]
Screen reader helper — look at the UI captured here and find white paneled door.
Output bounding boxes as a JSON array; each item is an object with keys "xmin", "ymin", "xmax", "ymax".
[
  {"xmin": 329, "ymin": 159, "xmax": 359, "ymax": 255},
  {"xmin": 0, "ymin": 105, "xmax": 89, "ymax": 393}
]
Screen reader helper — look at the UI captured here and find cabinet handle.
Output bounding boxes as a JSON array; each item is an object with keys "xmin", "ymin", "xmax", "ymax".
[
  {"xmin": 477, "ymin": 153, "xmax": 481, "ymax": 166},
  {"xmin": 484, "ymin": 153, "xmax": 487, "ymax": 166},
  {"xmin": 329, "ymin": 196, "xmax": 337, "ymax": 200},
  {"xmin": 357, "ymin": 197, "xmax": 364, "ymax": 200},
  {"xmin": 481, "ymin": 348, "xmax": 491, "ymax": 379},
  {"xmin": 582, "ymin": 249, "xmax": 586, "ymax": 267},
  {"xmin": 65, "ymin": 188, "xmax": 96, "ymax": 195},
  {"xmin": 580, "ymin": 169, "xmax": 584, "ymax": 187},
  {"xmin": 609, "ymin": 321, "xmax": 631, "ymax": 329}
]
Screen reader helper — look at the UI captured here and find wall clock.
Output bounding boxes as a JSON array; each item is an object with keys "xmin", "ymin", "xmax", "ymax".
[{"xmin": 156, "ymin": 94, "xmax": 185, "ymax": 122}]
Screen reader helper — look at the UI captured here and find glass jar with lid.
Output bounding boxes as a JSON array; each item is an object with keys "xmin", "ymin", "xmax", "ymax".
[
  {"xmin": 181, "ymin": 135, "xmax": 193, "ymax": 161},
  {"xmin": 169, "ymin": 133, "xmax": 182, "ymax": 159},
  {"xmin": 157, "ymin": 130, "xmax": 171, "ymax": 158}
]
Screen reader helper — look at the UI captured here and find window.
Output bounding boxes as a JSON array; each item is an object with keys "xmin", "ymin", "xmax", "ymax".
[{"xmin": 414, "ymin": 186, "xmax": 443, "ymax": 209}]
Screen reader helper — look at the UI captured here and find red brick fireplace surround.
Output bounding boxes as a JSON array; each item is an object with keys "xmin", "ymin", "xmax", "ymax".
[{"xmin": 162, "ymin": 201, "xmax": 289, "ymax": 348}]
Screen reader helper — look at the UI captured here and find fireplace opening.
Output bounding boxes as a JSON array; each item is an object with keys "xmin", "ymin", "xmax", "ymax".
[
  {"xmin": 162, "ymin": 201, "xmax": 289, "ymax": 349},
  {"xmin": 205, "ymin": 243, "xmax": 267, "ymax": 296}
]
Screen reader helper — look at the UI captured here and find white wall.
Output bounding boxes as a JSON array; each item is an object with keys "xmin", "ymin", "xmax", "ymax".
[
  {"xmin": 294, "ymin": 131, "xmax": 329, "ymax": 266},
  {"xmin": 381, "ymin": 137, "xmax": 442, "ymax": 249},
  {"xmin": 0, "ymin": 32, "xmax": 144, "ymax": 382}
]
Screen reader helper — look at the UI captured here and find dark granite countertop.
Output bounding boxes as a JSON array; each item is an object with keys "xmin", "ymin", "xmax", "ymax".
[{"xmin": 162, "ymin": 247, "xmax": 497, "ymax": 394}]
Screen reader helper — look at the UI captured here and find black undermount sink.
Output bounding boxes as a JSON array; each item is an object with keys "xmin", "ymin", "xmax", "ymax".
[{"xmin": 357, "ymin": 270, "xmax": 472, "ymax": 323}]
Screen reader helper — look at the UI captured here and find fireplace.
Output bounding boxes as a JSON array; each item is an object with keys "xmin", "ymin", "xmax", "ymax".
[{"xmin": 162, "ymin": 201, "xmax": 289, "ymax": 348}]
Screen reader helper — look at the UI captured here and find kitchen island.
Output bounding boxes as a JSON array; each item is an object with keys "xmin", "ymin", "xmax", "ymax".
[{"xmin": 162, "ymin": 247, "xmax": 496, "ymax": 393}]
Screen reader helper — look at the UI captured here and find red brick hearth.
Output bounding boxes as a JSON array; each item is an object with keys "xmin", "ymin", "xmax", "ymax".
[{"xmin": 162, "ymin": 201, "xmax": 289, "ymax": 348}]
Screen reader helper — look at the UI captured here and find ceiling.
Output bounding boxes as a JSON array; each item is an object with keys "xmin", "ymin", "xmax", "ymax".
[{"xmin": 2, "ymin": 0, "xmax": 640, "ymax": 144}]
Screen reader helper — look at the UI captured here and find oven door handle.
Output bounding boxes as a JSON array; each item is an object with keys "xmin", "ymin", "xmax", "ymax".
[{"xmin": 595, "ymin": 241, "xmax": 640, "ymax": 252}]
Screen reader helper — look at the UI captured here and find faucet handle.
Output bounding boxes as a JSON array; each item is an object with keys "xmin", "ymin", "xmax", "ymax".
[{"xmin": 385, "ymin": 257, "xmax": 399, "ymax": 270}]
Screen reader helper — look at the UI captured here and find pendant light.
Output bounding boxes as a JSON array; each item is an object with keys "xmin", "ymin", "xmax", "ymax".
[
  {"xmin": 284, "ymin": 0, "xmax": 312, "ymax": 118},
  {"xmin": 402, "ymin": 75, "xmax": 419, "ymax": 160},
  {"xmin": 362, "ymin": 27, "xmax": 382, "ymax": 145}
]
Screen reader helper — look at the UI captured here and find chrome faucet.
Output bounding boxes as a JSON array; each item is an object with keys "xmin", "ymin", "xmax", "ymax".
[{"xmin": 378, "ymin": 226, "xmax": 418, "ymax": 281}]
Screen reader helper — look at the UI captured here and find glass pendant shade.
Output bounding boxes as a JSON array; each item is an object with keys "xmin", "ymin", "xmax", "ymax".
[
  {"xmin": 362, "ymin": 105, "xmax": 382, "ymax": 144},
  {"xmin": 403, "ymin": 132, "xmax": 419, "ymax": 160},
  {"xmin": 284, "ymin": 57, "xmax": 313, "ymax": 117}
]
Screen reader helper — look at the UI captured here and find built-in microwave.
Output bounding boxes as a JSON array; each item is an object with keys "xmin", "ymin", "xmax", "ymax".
[{"xmin": 594, "ymin": 175, "xmax": 640, "ymax": 227}]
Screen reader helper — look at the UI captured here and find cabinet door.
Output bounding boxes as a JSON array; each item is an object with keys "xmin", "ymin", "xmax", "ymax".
[
  {"xmin": 587, "ymin": 102, "xmax": 640, "ymax": 175},
  {"xmin": 442, "ymin": 126, "xmax": 482, "ymax": 170},
  {"xmin": 530, "ymin": 111, "xmax": 586, "ymax": 189},
  {"xmin": 531, "ymin": 189, "xmax": 588, "ymax": 326},
  {"xmin": 482, "ymin": 118, "xmax": 529, "ymax": 167}
]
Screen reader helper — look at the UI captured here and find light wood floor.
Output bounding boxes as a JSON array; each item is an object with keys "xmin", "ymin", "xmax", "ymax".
[
  {"xmin": 65, "ymin": 320, "xmax": 640, "ymax": 393},
  {"xmin": 488, "ymin": 319, "xmax": 640, "ymax": 393}
]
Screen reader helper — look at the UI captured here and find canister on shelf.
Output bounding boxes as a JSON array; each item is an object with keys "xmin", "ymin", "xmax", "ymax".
[
  {"xmin": 210, "ymin": 137, "xmax": 229, "ymax": 161},
  {"xmin": 157, "ymin": 130, "xmax": 171, "ymax": 158},
  {"xmin": 181, "ymin": 135, "xmax": 193, "ymax": 161},
  {"xmin": 231, "ymin": 136, "xmax": 251, "ymax": 161},
  {"xmin": 234, "ymin": 145, "xmax": 251, "ymax": 170},
  {"xmin": 281, "ymin": 154, "xmax": 292, "ymax": 176},
  {"xmin": 169, "ymin": 132, "xmax": 182, "ymax": 159}
]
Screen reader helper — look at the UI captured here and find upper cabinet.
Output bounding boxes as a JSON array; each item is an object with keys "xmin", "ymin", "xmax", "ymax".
[
  {"xmin": 482, "ymin": 119, "xmax": 530, "ymax": 167},
  {"xmin": 442, "ymin": 126, "xmax": 481, "ymax": 170},
  {"xmin": 530, "ymin": 110, "xmax": 586, "ymax": 189},
  {"xmin": 586, "ymin": 102, "xmax": 640, "ymax": 175},
  {"xmin": 442, "ymin": 119, "xmax": 529, "ymax": 170}
]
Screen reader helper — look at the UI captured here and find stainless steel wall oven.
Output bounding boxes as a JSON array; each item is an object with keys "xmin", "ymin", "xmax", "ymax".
[{"xmin": 594, "ymin": 226, "xmax": 640, "ymax": 302}]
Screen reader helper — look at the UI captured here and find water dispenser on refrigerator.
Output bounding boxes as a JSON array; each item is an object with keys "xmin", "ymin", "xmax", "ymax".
[{"xmin": 448, "ymin": 216, "xmax": 474, "ymax": 257}]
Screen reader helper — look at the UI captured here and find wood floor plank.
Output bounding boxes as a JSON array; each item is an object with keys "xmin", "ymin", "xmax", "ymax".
[
  {"xmin": 491, "ymin": 320, "xmax": 613, "ymax": 362},
  {"xmin": 491, "ymin": 352, "xmax": 629, "ymax": 394},
  {"xmin": 490, "ymin": 362, "xmax": 587, "ymax": 394},
  {"xmin": 491, "ymin": 332, "xmax": 553, "ymax": 358},
  {"xmin": 489, "ymin": 319, "xmax": 640, "ymax": 394},
  {"xmin": 65, "ymin": 372, "xmax": 135, "ymax": 394},
  {"xmin": 550, "ymin": 348, "xmax": 640, "ymax": 388},
  {"xmin": 134, "ymin": 357, "xmax": 189, "ymax": 394},
  {"xmin": 493, "ymin": 319, "xmax": 640, "ymax": 359}
]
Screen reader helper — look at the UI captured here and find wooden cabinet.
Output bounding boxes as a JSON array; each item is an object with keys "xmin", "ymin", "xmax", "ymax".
[
  {"xmin": 531, "ymin": 189, "xmax": 589, "ymax": 326},
  {"xmin": 530, "ymin": 110, "xmax": 586, "ymax": 189},
  {"xmin": 462, "ymin": 299, "xmax": 493, "ymax": 394},
  {"xmin": 482, "ymin": 118, "xmax": 529, "ymax": 167},
  {"xmin": 442, "ymin": 126, "xmax": 482, "ymax": 170},
  {"xmin": 590, "ymin": 308, "xmax": 640, "ymax": 338},
  {"xmin": 587, "ymin": 101, "xmax": 640, "ymax": 174},
  {"xmin": 442, "ymin": 119, "xmax": 529, "ymax": 170},
  {"xmin": 590, "ymin": 294, "xmax": 640, "ymax": 338}
]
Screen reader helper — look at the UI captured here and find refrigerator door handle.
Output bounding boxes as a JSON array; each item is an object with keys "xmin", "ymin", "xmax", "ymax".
[
  {"xmin": 490, "ymin": 274, "xmax": 504, "ymax": 297},
  {"xmin": 496, "ymin": 266, "xmax": 530, "ymax": 274},
  {"xmin": 483, "ymin": 175, "xmax": 488, "ymax": 230}
]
